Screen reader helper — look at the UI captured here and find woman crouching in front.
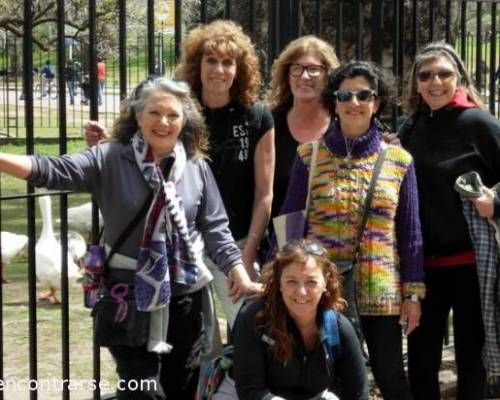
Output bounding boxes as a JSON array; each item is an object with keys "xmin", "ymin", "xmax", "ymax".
[{"xmin": 233, "ymin": 240, "xmax": 368, "ymax": 400}]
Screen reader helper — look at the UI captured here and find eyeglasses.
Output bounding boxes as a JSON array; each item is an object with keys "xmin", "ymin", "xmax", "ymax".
[
  {"xmin": 289, "ymin": 64, "xmax": 326, "ymax": 77},
  {"xmin": 281, "ymin": 240, "xmax": 327, "ymax": 257},
  {"xmin": 416, "ymin": 70, "xmax": 455, "ymax": 82},
  {"xmin": 334, "ymin": 89, "xmax": 377, "ymax": 103}
]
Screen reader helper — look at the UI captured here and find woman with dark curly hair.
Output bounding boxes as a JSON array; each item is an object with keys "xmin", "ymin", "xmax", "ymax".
[
  {"xmin": 0, "ymin": 77, "xmax": 262, "ymax": 399},
  {"xmin": 233, "ymin": 239, "xmax": 368, "ymax": 400},
  {"xmin": 176, "ymin": 20, "xmax": 275, "ymax": 327},
  {"xmin": 278, "ymin": 61, "xmax": 425, "ymax": 399}
]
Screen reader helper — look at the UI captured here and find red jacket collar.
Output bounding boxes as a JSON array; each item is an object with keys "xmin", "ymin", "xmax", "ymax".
[{"xmin": 447, "ymin": 87, "xmax": 476, "ymax": 109}]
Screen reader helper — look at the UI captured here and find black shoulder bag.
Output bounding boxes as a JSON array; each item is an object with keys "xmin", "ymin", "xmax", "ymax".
[
  {"xmin": 91, "ymin": 191, "xmax": 154, "ymax": 348},
  {"xmin": 336, "ymin": 144, "xmax": 388, "ymax": 343}
]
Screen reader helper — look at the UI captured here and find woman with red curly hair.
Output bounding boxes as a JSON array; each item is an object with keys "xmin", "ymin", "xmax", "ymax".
[
  {"xmin": 176, "ymin": 20, "xmax": 275, "ymax": 328},
  {"xmin": 232, "ymin": 240, "xmax": 368, "ymax": 400}
]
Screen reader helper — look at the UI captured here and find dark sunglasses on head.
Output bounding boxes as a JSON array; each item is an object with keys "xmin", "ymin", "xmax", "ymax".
[
  {"xmin": 416, "ymin": 70, "xmax": 455, "ymax": 82},
  {"xmin": 281, "ymin": 239, "xmax": 327, "ymax": 257},
  {"xmin": 334, "ymin": 89, "xmax": 377, "ymax": 103}
]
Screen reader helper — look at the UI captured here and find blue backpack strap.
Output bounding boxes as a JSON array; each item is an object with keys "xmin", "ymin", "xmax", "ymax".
[{"xmin": 323, "ymin": 310, "xmax": 340, "ymax": 367}]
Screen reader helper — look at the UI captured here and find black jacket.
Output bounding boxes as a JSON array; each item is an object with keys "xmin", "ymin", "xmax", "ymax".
[
  {"xmin": 233, "ymin": 300, "xmax": 368, "ymax": 400},
  {"xmin": 400, "ymin": 105, "xmax": 500, "ymax": 257}
]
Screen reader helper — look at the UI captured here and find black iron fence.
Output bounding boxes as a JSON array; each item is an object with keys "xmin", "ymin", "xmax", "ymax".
[{"xmin": 0, "ymin": 1, "xmax": 498, "ymax": 399}]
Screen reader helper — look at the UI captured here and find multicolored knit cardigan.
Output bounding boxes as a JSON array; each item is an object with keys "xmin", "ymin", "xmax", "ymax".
[{"xmin": 298, "ymin": 125, "xmax": 425, "ymax": 315}]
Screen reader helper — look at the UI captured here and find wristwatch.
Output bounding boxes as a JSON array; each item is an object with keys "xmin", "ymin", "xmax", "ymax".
[{"xmin": 404, "ymin": 293, "xmax": 420, "ymax": 302}]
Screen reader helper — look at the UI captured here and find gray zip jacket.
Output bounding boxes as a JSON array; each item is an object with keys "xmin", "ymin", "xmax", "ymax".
[{"xmin": 28, "ymin": 140, "xmax": 242, "ymax": 295}]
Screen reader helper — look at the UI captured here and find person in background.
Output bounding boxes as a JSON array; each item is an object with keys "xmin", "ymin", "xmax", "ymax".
[
  {"xmin": 267, "ymin": 36, "xmax": 339, "ymax": 223},
  {"xmin": 233, "ymin": 239, "xmax": 368, "ymax": 400},
  {"xmin": 400, "ymin": 42, "xmax": 500, "ymax": 400},
  {"xmin": 80, "ymin": 74, "xmax": 90, "ymax": 105},
  {"xmin": 0, "ymin": 77, "xmax": 261, "ymax": 399},
  {"xmin": 64, "ymin": 59, "xmax": 77, "ymax": 105},
  {"xmin": 97, "ymin": 56, "xmax": 106, "ymax": 106},
  {"xmin": 279, "ymin": 61, "xmax": 425, "ymax": 399},
  {"xmin": 40, "ymin": 59, "xmax": 56, "ymax": 98}
]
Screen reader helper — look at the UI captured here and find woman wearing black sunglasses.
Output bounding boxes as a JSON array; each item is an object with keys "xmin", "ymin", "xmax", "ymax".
[
  {"xmin": 233, "ymin": 239, "xmax": 368, "ymax": 400},
  {"xmin": 279, "ymin": 61, "xmax": 425, "ymax": 399},
  {"xmin": 400, "ymin": 42, "xmax": 500, "ymax": 400}
]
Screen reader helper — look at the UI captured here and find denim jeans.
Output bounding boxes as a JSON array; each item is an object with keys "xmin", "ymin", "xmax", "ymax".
[
  {"xmin": 108, "ymin": 289, "xmax": 203, "ymax": 399},
  {"xmin": 66, "ymin": 80, "xmax": 76, "ymax": 104}
]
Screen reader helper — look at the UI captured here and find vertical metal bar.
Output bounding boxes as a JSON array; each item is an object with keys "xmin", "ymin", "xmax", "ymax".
[
  {"xmin": 398, "ymin": 0, "xmax": 404, "ymax": 96},
  {"xmin": 445, "ymin": 0, "xmax": 452, "ymax": 43},
  {"xmin": 336, "ymin": 1, "xmax": 343, "ymax": 61},
  {"xmin": 460, "ymin": 1, "xmax": 467, "ymax": 60},
  {"xmin": 175, "ymin": 0, "xmax": 182, "ymax": 62},
  {"xmin": 119, "ymin": 0, "xmax": 127, "ymax": 100},
  {"xmin": 147, "ymin": 0, "xmax": 155, "ymax": 76},
  {"xmin": 412, "ymin": 0, "xmax": 419, "ymax": 57},
  {"xmin": 356, "ymin": 0, "xmax": 363, "ymax": 59},
  {"xmin": 371, "ymin": 0, "xmax": 383, "ymax": 63},
  {"xmin": 225, "ymin": 0, "xmax": 231, "ymax": 19},
  {"xmin": 201, "ymin": 0, "xmax": 207, "ymax": 23},
  {"xmin": 268, "ymin": 0, "xmax": 279, "ymax": 72},
  {"xmin": 429, "ymin": 0, "xmax": 435, "ymax": 41},
  {"xmin": 392, "ymin": 0, "xmax": 400, "ymax": 127},
  {"xmin": 88, "ymin": 0, "xmax": 98, "ymax": 120},
  {"xmin": 489, "ymin": 3, "xmax": 497, "ymax": 114},
  {"xmin": 292, "ymin": 0, "xmax": 302, "ymax": 39},
  {"xmin": 315, "ymin": 0, "xmax": 322, "ymax": 37},
  {"xmin": 250, "ymin": 0, "xmax": 256, "ymax": 41},
  {"xmin": 23, "ymin": 1, "xmax": 37, "ymax": 399},
  {"xmin": 56, "ymin": 2, "xmax": 70, "ymax": 399},
  {"xmin": 475, "ymin": 2, "xmax": 482, "ymax": 91}
]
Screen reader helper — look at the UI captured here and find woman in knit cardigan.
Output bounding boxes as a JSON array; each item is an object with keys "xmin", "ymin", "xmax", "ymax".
[{"xmin": 279, "ymin": 61, "xmax": 425, "ymax": 400}]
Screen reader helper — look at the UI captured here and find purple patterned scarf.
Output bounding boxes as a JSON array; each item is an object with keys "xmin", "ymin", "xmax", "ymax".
[{"xmin": 132, "ymin": 132, "xmax": 198, "ymax": 312}]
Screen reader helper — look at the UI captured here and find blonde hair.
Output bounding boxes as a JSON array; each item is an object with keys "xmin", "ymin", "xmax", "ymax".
[
  {"xmin": 175, "ymin": 19, "xmax": 261, "ymax": 108},
  {"xmin": 405, "ymin": 42, "xmax": 485, "ymax": 113},
  {"xmin": 267, "ymin": 36, "xmax": 339, "ymax": 110}
]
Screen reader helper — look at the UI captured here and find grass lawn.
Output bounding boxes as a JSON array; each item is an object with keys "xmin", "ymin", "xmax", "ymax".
[{"xmin": 1, "ymin": 260, "xmax": 119, "ymax": 399}]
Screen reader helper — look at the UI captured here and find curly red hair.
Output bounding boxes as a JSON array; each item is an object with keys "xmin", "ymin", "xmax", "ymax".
[
  {"xmin": 175, "ymin": 19, "xmax": 261, "ymax": 109},
  {"xmin": 255, "ymin": 240, "xmax": 344, "ymax": 364}
]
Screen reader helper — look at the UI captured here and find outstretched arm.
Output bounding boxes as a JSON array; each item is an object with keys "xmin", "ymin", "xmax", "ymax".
[{"xmin": 0, "ymin": 153, "xmax": 33, "ymax": 179}]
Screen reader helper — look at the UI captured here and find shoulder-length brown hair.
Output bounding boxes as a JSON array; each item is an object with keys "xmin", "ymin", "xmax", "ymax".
[
  {"xmin": 112, "ymin": 77, "xmax": 209, "ymax": 159},
  {"xmin": 267, "ymin": 35, "xmax": 340, "ymax": 110},
  {"xmin": 175, "ymin": 19, "xmax": 261, "ymax": 108},
  {"xmin": 254, "ymin": 240, "xmax": 344, "ymax": 364},
  {"xmin": 405, "ymin": 41, "xmax": 485, "ymax": 113}
]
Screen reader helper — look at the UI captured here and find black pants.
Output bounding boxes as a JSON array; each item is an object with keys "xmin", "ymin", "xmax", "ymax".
[
  {"xmin": 361, "ymin": 315, "xmax": 412, "ymax": 400},
  {"xmin": 109, "ymin": 289, "xmax": 203, "ymax": 399},
  {"xmin": 408, "ymin": 265, "xmax": 486, "ymax": 400}
]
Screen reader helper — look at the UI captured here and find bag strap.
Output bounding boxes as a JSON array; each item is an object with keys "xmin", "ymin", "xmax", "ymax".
[
  {"xmin": 103, "ymin": 190, "xmax": 153, "ymax": 275},
  {"xmin": 352, "ymin": 143, "xmax": 388, "ymax": 263},
  {"xmin": 323, "ymin": 310, "xmax": 340, "ymax": 368},
  {"xmin": 305, "ymin": 140, "xmax": 319, "ymax": 217}
]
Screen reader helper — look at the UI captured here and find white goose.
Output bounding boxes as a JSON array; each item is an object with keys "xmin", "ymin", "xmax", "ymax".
[
  {"xmin": 66, "ymin": 202, "xmax": 103, "ymax": 235},
  {"xmin": 1, "ymin": 231, "xmax": 28, "ymax": 283},
  {"xmin": 36, "ymin": 195, "xmax": 83, "ymax": 304}
]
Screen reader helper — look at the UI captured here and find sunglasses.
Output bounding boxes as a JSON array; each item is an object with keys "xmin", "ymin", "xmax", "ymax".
[
  {"xmin": 416, "ymin": 70, "xmax": 455, "ymax": 82},
  {"xmin": 334, "ymin": 89, "xmax": 377, "ymax": 103},
  {"xmin": 281, "ymin": 239, "xmax": 327, "ymax": 257},
  {"xmin": 289, "ymin": 64, "xmax": 326, "ymax": 77}
]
